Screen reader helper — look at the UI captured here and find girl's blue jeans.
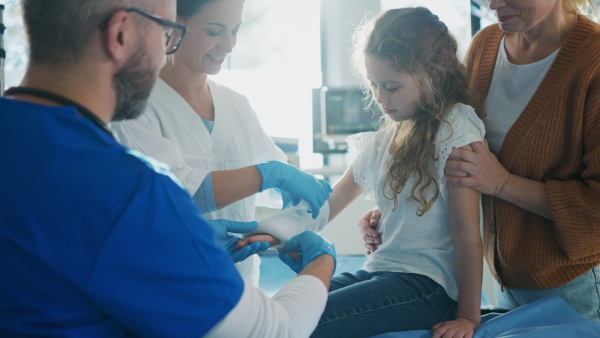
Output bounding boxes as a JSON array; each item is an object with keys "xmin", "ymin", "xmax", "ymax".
[
  {"xmin": 494, "ymin": 264, "xmax": 600, "ymax": 321},
  {"xmin": 310, "ymin": 270, "xmax": 457, "ymax": 338}
]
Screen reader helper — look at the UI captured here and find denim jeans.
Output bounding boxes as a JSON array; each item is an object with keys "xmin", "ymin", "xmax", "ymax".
[
  {"xmin": 310, "ymin": 270, "xmax": 457, "ymax": 338},
  {"xmin": 494, "ymin": 264, "xmax": 600, "ymax": 321}
]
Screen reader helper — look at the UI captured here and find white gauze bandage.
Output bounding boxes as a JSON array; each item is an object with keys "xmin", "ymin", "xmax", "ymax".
[{"xmin": 251, "ymin": 200, "xmax": 330, "ymax": 249}]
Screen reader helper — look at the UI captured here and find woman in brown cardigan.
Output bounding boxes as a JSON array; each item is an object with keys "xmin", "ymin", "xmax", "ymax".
[
  {"xmin": 359, "ymin": 0, "xmax": 600, "ymax": 321},
  {"xmin": 444, "ymin": 0, "xmax": 600, "ymax": 321}
]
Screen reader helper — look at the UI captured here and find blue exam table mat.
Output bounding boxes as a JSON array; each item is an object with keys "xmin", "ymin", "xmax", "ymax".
[{"xmin": 370, "ymin": 295, "xmax": 600, "ymax": 337}]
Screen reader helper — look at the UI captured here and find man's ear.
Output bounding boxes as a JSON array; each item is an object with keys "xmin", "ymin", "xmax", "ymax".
[{"xmin": 101, "ymin": 10, "xmax": 135, "ymax": 64}]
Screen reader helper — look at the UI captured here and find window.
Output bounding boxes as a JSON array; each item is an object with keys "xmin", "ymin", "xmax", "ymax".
[{"xmin": 210, "ymin": 0, "xmax": 323, "ymax": 168}]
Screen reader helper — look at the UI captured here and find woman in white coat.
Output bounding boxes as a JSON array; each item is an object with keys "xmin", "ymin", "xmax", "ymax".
[{"xmin": 110, "ymin": 0, "xmax": 331, "ymax": 285}]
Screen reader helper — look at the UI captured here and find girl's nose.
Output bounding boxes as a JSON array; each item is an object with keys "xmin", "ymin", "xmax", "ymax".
[{"xmin": 373, "ymin": 87, "xmax": 389, "ymax": 105}]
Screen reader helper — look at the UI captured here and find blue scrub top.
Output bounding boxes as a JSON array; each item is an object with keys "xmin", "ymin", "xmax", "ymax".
[{"xmin": 0, "ymin": 98, "xmax": 244, "ymax": 337}]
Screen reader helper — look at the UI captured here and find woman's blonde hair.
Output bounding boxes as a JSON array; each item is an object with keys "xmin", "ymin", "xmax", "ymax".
[
  {"xmin": 563, "ymin": 0, "xmax": 599, "ymax": 18},
  {"xmin": 352, "ymin": 7, "xmax": 470, "ymax": 216}
]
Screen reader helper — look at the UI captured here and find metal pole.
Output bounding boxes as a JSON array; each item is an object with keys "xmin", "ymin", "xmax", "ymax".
[{"xmin": 0, "ymin": 4, "xmax": 5, "ymax": 93}]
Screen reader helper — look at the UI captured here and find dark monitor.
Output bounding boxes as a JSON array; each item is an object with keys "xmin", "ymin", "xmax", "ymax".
[{"xmin": 312, "ymin": 86, "xmax": 380, "ymax": 153}]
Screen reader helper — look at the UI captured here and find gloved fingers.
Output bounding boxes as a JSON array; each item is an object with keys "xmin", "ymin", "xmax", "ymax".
[
  {"xmin": 319, "ymin": 179, "xmax": 333, "ymax": 193},
  {"xmin": 281, "ymin": 191, "xmax": 293, "ymax": 210},
  {"xmin": 283, "ymin": 233, "xmax": 303, "ymax": 252},
  {"xmin": 257, "ymin": 241, "xmax": 271, "ymax": 253},
  {"xmin": 218, "ymin": 219, "xmax": 259, "ymax": 234},
  {"xmin": 230, "ymin": 245, "xmax": 253, "ymax": 263},
  {"xmin": 278, "ymin": 251, "xmax": 302, "ymax": 273},
  {"xmin": 307, "ymin": 199, "xmax": 322, "ymax": 219},
  {"xmin": 291, "ymin": 195, "xmax": 301, "ymax": 207}
]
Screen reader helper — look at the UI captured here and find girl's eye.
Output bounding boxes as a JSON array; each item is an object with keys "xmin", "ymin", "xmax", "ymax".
[
  {"xmin": 386, "ymin": 86, "xmax": 399, "ymax": 92},
  {"xmin": 206, "ymin": 30, "xmax": 221, "ymax": 37}
]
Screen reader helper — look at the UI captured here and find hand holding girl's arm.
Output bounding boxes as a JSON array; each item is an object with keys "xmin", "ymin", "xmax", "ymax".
[{"xmin": 444, "ymin": 139, "xmax": 552, "ymax": 220}]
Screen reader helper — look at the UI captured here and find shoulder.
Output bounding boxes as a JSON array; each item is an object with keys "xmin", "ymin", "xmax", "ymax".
[
  {"xmin": 438, "ymin": 103, "xmax": 485, "ymax": 145},
  {"xmin": 208, "ymin": 79, "xmax": 249, "ymax": 103},
  {"xmin": 346, "ymin": 128, "xmax": 393, "ymax": 151},
  {"xmin": 470, "ymin": 24, "xmax": 504, "ymax": 49}
]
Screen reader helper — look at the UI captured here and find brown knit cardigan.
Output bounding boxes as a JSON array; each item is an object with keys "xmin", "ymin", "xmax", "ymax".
[{"xmin": 464, "ymin": 16, "xmax": 600, "ymax": 289}]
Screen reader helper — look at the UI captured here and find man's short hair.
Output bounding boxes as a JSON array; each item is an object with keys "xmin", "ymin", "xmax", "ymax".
[{"xmin": 21, "ymin": 0, "xmax": 157, "ymax": 66}]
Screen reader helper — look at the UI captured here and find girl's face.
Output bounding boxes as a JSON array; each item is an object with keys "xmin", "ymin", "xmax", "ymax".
[
  {"xmin": 487, "ymin": 0, "xmax": 563, "ymax": 33},
  {"xmin": 365, "ymin": 56, "xmax": 421, "ymax": 122},
  {"xmin": 177, "ymin": 0, "xmax": 244, "ymax": 75}
]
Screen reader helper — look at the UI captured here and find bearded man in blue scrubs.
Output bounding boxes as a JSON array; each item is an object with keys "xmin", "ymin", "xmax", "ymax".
[{"xmin": 0, "ymin": 0, "xmax": 336, "ymax": 336}]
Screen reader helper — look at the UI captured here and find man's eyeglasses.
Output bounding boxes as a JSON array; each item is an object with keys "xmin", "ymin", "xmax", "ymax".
[{"xmin": 99, "ymin": 7, "xmax": 187, "ymax": 55}]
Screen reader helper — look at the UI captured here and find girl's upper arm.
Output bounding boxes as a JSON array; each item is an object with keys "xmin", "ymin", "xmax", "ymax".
[{"xmin": 447, "ymin": 144, "xmax": 481, "ymax": 230}]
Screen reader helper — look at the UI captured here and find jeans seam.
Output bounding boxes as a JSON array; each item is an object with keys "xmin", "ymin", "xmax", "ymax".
[{"xmin": 318, "ymin": 285, "xmax": 448, "ymax": 327}]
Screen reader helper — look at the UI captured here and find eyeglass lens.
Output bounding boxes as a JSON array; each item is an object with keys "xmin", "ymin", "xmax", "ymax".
[{"xmin": 166, "ymin": 28, "xmax": 184, "ymax": 54}]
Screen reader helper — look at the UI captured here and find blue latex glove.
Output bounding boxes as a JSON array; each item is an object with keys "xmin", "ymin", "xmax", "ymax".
[
  {"xmin": 278, "ymin": 231, "xmax": 336, "ymax": 275},
  {"xmin": 256, "ymin": 161, "xmax": 332, "ymax": 219},
  {"xmin": 206, "ymin": 219, "xmax": 270, "ymax": 263}
]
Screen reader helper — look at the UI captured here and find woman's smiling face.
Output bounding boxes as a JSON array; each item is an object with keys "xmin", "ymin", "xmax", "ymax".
[
  {"xmin": 487, "ymin": 0, "xmax": 563, "ymax": 33},
  {"xmin": 177, "ymin": 0, "xmax": 245, "ymax": 75}
]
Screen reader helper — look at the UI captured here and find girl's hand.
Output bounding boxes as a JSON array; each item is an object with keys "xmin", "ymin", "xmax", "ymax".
[
  {"xmin": 236, "ymin": 234, "xmax": 280, "ymax": 249},
  {"xmin": 444, "ymin": 139, "xmax": 511, "ymax": 197},
  {"xmin": 358, "ymin": 208, "xmax": 382, "ymax": 255},
  {"xmin": 431, "ymin": 318, "xmax": 478, "ymax": 338}
]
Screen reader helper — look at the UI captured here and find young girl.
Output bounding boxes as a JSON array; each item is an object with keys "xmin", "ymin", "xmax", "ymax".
[{"xmin": 241, "ymin": 7, "xmax": 485, "ymax": 338}]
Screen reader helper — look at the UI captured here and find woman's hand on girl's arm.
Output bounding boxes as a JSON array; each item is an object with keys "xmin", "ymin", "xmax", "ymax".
[
  {"xmin": 444, "ymin": 139, "xmax": 510, "ymax": 196},
  {"xmin": 357, "ymin": 208, "xmax": 382, "ymax": 254},
  {"xmin": 444, "ymin": 139, "xmax": 552, "ymax": 220}
]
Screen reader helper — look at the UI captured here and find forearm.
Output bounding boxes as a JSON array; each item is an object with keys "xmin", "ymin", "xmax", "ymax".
[
  {"xmin": 298, "ymin": 254, "xmax": 335, "ymax": 290},
  {"xmin": 212, "ymin": 166, "xmax": 262, "ymax": 210},
  {"xmin": 453, "ymin": 235, "xmax": 483, "ymax": 325},
  {"xmin": 496, "ymin": 173, "xmax": 553, "ymax": 221},
  {"xmin": 205, "ymin": 276, "xmax": 328, "ymax": 337}
]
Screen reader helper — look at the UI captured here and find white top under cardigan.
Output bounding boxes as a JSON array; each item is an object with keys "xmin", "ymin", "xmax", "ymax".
[
  {"xmin": 110, "ymin": 78, "xmax": 287, "ymax": 285},
  {"xmin": 482, "ymin": 35, "xmax": 559, "ymax": 156}
]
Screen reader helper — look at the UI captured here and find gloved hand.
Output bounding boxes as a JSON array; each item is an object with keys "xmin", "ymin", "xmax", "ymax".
[
  {"xmin": 278, "ymin": 231, "xmax": 336, "ymax": 275},
  {"xmin": 256, "ymin": 161, "xmax": 332, "ymax": 219},
  {"xmin": 206, "ymin": 219, "xmax": 270, "ymax": 263}
]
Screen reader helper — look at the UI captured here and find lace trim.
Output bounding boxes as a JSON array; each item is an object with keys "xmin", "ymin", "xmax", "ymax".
[{"xmin": 346, "ymin": 131, "xmax": 379, "ymax": 203}]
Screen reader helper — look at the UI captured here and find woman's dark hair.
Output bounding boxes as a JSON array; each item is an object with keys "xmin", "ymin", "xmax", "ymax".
[{"xmin": 177, "ymin": 0, "xmax": 217, "ymax": 20}]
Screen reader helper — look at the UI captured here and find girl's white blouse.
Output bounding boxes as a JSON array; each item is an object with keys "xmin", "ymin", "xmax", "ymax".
[{"xmin": 347, "ymin": 103, "xmax": 485, "ymax": 300}]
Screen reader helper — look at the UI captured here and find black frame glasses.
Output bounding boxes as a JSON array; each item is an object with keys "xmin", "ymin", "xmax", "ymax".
[{"xmin": 99, "ymin": 7, "xmax": 187, "ymax": 55}]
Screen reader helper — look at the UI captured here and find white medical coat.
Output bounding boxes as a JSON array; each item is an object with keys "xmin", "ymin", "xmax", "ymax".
[{"xmin": 111, "ymin": 78, "xmax": 287, "ymax": 285}]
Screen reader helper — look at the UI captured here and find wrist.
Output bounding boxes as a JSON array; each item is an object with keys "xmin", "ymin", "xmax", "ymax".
[
  {"xmin": 455, "ymin": 316, "xmax": 480, "ymax": 328},
  {"xmin": 495, "ymin": 172, "xmax": 511, "ymax": 198}
]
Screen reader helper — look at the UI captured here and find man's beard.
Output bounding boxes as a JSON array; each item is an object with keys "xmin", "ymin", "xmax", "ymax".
[{"xmin": 111, "ymin": 44, "xmax": 159, "ymax": 122}]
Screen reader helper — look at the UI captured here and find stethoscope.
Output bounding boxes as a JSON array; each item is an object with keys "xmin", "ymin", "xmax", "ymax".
[{"xmin": 3, "ymin": 86, "xmax": 113, "ymax": 137}]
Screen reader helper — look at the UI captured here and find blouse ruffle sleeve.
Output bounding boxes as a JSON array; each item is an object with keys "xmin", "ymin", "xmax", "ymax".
[
  {"xmin": 346, "ymin": 131, "xmax": 383, "ymax": 203},
  {"xmin": 435, "ymin": 103, "xmax": 486, "ymax": 204}
]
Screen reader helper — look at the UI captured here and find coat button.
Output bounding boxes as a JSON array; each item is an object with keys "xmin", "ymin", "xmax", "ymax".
[{"xmin": 489, "ymin": 221, "xmax": 495, "ymax": 234}]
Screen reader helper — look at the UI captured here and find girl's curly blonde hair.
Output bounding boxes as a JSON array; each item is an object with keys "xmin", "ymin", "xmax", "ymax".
[{"xmin": 352, "ymin": 7, "xmax": 471, "ymax": 216}]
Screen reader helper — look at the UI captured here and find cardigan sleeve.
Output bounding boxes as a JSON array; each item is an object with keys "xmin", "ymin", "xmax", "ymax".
[{"xmin": 546, "ymin": 62, "xmax": 600, "ymax": 260}]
